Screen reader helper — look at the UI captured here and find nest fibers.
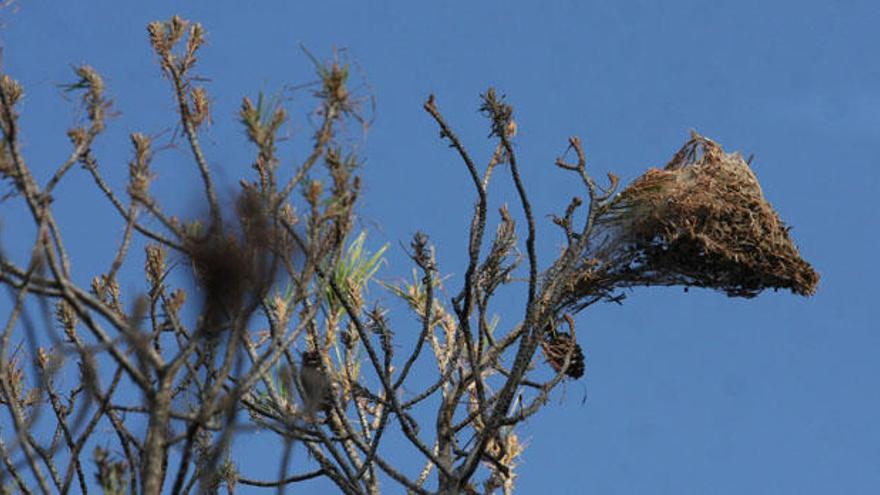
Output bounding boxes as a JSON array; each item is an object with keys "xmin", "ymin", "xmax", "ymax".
[{"xmin": 565, "ymin": 132, "xmax": 818, "ymax": 308}]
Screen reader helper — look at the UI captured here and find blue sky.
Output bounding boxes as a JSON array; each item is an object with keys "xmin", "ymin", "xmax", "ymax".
[{"xmin": 1, "ymin": 1, "xmax": 878, "ymax": 493}]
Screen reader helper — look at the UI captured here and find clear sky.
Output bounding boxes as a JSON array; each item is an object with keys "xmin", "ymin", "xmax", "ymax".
[{"xmin": 1, "ymin": 1, "xmax": 878, "ymax": 493}]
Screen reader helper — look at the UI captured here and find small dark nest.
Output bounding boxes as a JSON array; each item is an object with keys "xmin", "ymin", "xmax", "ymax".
[
  {"xmin": 541, "ymin": 332, "xmax": 585, "ymax": 379},
  {"xmin": 579, "ymin": 132, "xmax": 818, "ymax": 300}
]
